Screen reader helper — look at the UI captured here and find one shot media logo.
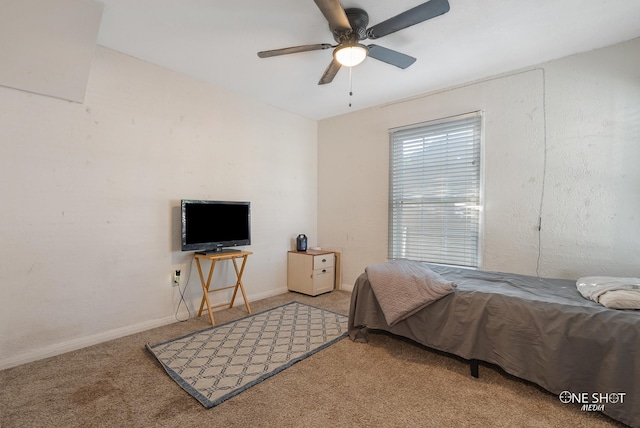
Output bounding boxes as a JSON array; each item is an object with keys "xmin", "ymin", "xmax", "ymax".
[{"xmin": 559, "ymin": 391, "xmax": 627, "ymax": 412}]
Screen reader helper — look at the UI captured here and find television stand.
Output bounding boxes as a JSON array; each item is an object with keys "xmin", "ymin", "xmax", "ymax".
[{"xmin": 194, "ymin": 250, "xmax": 253, "ymax": 325}]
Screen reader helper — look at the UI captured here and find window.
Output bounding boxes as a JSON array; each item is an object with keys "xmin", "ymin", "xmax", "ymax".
[{"xmin": 389, "ymin": 112, "xmax": 482, "ymax": 267}]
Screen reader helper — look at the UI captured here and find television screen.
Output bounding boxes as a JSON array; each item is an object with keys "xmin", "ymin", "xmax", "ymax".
[{"xmin": 181, "ymin": 200, "xmax": 251, "ymax": 253}]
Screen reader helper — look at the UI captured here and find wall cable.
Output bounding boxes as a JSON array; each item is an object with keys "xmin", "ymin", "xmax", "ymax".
[{"xmin": 535, "ymin": 67, "xmax": 548, "ymax": 277}]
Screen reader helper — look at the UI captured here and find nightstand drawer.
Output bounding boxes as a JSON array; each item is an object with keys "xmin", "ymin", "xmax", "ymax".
[
  {"xmin": 313, "ymin": 267, "xmax": 334, "ymax": 294},
  {"xmin": 314, "ymin": 254, "xmax": 334, "ymax": 269}
]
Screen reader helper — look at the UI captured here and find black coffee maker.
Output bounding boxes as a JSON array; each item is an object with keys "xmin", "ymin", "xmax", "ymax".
[{"xmin": 296, "ymin": 234, "xmax": 308, "ymax": 251}]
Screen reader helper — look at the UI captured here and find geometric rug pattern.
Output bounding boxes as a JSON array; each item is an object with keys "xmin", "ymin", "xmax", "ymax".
[{"xmin": 146, "ymin": 302, "xmax": 348, "ymax": 408}]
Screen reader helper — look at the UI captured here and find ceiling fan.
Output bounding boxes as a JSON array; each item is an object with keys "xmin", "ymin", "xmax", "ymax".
[{"xmin": 257, "ymin": 0, "xmax": 450, "ymax": 85}]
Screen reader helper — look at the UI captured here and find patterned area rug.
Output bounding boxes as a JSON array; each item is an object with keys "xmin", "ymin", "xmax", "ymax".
[{"xmin": 146, "ymin": 302, "xmax": 348, "ymax": 408}]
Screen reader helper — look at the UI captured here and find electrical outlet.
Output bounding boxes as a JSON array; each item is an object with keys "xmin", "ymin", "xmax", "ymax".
[{"xmin": 173, "ymin": 269, "xmax": 181, "ymax": 286}]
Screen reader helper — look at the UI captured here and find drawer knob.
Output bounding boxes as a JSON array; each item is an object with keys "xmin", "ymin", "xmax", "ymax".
[
  {"xmin": 322, "ymin": 258, "xmax": 326, "ymax": 262},
  {"xmin": 322, "ymin": 269, "xmax": 327, "ymax": 273}
]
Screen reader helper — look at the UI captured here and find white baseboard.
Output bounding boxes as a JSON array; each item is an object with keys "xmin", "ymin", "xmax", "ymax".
[
  {"xmin": 0, "ymin": 316, "xmax": 177, "ymax": 371},
  {"xmin": 340, "ymin": 282, "xmax": 354, "ymax": 292},
  {"xmin": 0, "ymin": 286, "xmax": 290, "ymax": 371},
  {"xmin": 232, "ymin": 286, "xmax": 289, "ymax": 304}
]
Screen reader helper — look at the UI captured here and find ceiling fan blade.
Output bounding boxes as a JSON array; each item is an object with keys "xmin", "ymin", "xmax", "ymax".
[
  {"xmin": 318, "ymin": 58, "xmax": 341, "ymax": 85},
  {"xmin": 367, "ymin": 0, "xmax": 450, "ymax": 39},
  {"xmin": 257, "ymin": 44, "xmax": 333, "ymax": 58},
  {"xmin": 313, "ymin": 0, "xmax": 351, "ymax": 31},
  {"xmin": 368, "ymin": 45, "xmax": 416, "ymax": 69}
]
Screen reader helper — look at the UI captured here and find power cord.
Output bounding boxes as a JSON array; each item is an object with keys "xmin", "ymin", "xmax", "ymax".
[
  {"xmin": 535, "ymin": 67, "xmax": 548, "ymax": 277},
  {"xmin": 174, "ymin": 255, "xmax": 194, "ymax": 322}
]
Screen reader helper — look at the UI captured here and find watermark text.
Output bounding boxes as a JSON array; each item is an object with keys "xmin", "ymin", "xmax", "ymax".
[{"xmin": 559, "ymin": 391, "xmax": 626, "ymax": 412}]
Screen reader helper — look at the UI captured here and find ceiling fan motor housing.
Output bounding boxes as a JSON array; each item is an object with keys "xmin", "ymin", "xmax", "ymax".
[{"xmin": 332, "ymin": 8, "xmax": 369, "ymax": 43}]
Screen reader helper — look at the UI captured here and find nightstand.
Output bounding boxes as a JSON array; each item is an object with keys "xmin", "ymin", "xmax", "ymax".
[{"xmin": 287, "ymin": 250, "xmax": 335, "ymax": 296}]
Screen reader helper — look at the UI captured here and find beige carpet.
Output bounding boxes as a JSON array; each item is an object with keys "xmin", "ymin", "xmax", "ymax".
[{"xmin": 0, "ymin": 290, "xmax": 626, "ymax": 427}]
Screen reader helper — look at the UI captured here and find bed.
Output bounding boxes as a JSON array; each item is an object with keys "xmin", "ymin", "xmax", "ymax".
[{"xmin": 348, "ymin": 262, "xmax": 640, "ymax": 427}]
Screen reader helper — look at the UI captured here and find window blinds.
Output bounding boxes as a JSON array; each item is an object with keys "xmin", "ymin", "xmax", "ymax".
[{"xmin": 389, "ymin": 112, "xmax": 482, "ymax": 267}]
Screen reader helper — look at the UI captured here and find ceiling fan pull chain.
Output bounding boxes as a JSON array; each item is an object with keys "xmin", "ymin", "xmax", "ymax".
[{"xmin": 348, "ymin": 66, "xmax": 353, "ymax": 107}]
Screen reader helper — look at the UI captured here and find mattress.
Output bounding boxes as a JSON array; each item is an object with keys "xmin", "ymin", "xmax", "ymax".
[{"xmin": 348, "ymin": 264, "xmax": 640, "ymax": 427}]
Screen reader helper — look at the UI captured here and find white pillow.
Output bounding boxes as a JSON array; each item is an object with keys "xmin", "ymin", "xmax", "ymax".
[
  {"xmin": 599, "ymin": 290, "xmax": 640, "ymax": 309},
  {"xmin": 577, "ymin": 276, "xmax": 640, "ymax": 309}
]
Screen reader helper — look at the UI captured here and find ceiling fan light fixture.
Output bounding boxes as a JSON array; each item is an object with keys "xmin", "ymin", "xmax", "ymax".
[{"xmin": 334, "ymin": 43, "xmax": 368, "ymax": 67}]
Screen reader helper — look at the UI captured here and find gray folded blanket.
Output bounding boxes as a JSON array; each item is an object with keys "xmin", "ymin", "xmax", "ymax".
[{"xmin": 365, "ymin": 259, "xmax": 457, "ymax": 326}]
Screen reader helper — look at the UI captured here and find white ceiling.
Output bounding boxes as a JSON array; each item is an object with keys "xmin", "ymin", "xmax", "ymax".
[{"xmin": 96, "ymin": 0, "xmax": 640, "ymax": 120}]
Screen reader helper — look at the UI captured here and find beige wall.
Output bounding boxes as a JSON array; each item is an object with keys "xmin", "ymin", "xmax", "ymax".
[
  {"xmin": 0, "ymin": 46, "xmax": 318, "ymax": 368},
  {"xmin": 318, "ymin": 38, "xmax": 640, "ymax": 288}
]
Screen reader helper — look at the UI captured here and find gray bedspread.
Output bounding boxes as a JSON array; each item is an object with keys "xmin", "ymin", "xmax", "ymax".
[{"xmin": 348, "ymin": 263, "xmax": 640, "ymax": 427}]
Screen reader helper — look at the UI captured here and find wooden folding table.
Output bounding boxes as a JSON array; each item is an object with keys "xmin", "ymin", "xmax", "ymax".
[{"xmin": 194, "ymin": 250, "xmax": 252, "ymax": 325}]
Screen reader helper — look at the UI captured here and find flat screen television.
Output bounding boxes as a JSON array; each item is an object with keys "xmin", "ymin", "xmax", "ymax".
[{"xmin": 181, "ymin": 199, "xmax": 251, "ymax": 253}]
